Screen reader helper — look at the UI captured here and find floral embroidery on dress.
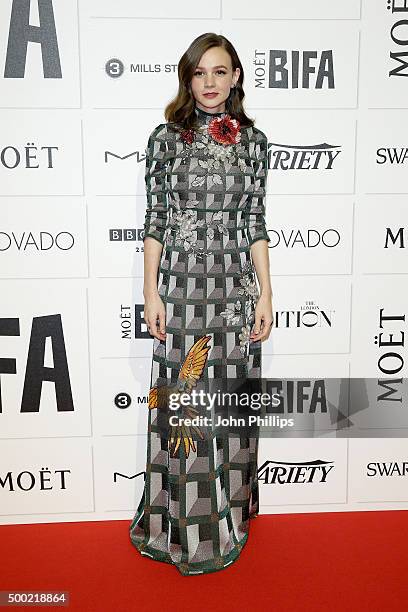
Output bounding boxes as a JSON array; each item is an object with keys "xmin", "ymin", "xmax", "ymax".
[
  {"xmin": 207, "ymin": 114, "xmax": 241, "ymax": 145},
  {"xmin": 162, "ymin": 197, "xmax": 202, "ymax": 254},
  {"xmin": 166, "ymin": 114, "xmax": 248, "ymax": 259},
  {"xmin": 220, "ymin": 261, "xmax": 260, "ymax": 356},
  {"xmin": 164, "ymin": 199, "xmax": 230, "ymax": 258},
  {"xmin": 181, "ymin": 114, "xmax": 241, "ymax": 146},
  {"xmin": 180, "ymin": 114, "xmax": 247, "ymax": 189}
]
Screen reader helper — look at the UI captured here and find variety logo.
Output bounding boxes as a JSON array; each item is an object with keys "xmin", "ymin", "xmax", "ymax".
[
  {"xmin": 254, "ymin": 49, "xmax": 335, "ymax": 89},
  {"xmin": 268, "ymin": 142, "xmax": 341, "ymax": 170},
  {"xmin": 258, "ymin": 459, "xmax": 335, "ymax": 484}
]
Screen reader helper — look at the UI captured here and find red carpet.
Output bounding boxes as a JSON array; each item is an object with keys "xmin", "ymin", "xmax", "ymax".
[{"xmin": 1, "ymin": 511, "xmax": 407, "ymax": 611}]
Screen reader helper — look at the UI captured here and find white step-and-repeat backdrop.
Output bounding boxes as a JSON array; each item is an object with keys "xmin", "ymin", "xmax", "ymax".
[{"xmin": 1, "ymin": 0, "xmax": 407, "ymax": 524}]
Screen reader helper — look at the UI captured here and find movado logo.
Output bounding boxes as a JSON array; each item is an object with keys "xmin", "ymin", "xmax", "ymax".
[
  {"xmin": 269, "ymin": 228, "xmax": 341, "ymax": 249},
  {"xmin": 257, "ymin": 459, "xmax": 335, "ymax": 484},
  {"xmin": 4, "ymin": 0, "xmax": 62, "ymax": 78},
  {"xmin": 254, "ymin": 49, "xmax": 335, "ymax": 89},
  {"xmin": 0, "ymin": 231, "xmax": 75, "ymax": 252}
]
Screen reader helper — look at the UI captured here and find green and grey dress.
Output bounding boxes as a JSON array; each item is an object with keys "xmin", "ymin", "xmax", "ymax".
[{"xmin": 129, "ymin": 105, "xmax": 270, "ymax": 576}]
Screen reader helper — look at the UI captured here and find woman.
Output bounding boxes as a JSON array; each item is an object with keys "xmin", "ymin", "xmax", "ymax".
[{"xmin": 130, "ymin": 32, "xmax": 274, "ymax": 576}]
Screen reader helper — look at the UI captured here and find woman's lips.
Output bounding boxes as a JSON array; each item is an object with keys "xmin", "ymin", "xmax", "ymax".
[{"xmin": 203, "ymin": 93, "xmax": 218, "ymax": 98}]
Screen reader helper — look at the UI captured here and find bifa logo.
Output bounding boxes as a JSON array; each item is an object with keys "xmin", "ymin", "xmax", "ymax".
[{"xmin": 4, "ymin": 0, "xmax": 62, "ymax": 78}]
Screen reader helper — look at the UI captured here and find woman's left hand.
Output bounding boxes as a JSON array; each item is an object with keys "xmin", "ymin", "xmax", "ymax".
[{"xmin": 250, "ymin": 294, "xmax": 274, "ymax": 342}]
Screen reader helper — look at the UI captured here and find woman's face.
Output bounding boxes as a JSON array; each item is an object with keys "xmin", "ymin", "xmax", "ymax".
[{"xmin": 191, "ymin": 46, "xmax": 240, "ymax": 114}]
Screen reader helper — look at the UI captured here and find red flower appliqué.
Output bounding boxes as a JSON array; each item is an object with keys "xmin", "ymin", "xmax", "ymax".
[
  {"xmin": 180, "ymin": 128, "xmax": 195, "ymax": 145},
  {"xmin": 208, "ymin": 115, "xmax": 241, "ymax": 145}
]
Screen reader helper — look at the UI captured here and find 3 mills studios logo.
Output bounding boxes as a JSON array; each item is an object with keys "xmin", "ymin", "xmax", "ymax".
[{"xmin": 105, "ymin": 58, "xmax": 177, "ymax": 79}]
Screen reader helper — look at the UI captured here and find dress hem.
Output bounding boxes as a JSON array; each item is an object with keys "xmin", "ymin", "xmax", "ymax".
[{"xmin": 129, "ymin": 513, "xmax": 259, "ymax": 576}]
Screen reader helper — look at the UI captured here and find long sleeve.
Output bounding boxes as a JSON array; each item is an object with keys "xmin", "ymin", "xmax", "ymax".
[
  {"xmin": 245, "ymin": 129, "xmax": 271, "ymax": 247},
  {"xmin": 142, "ymin": 124, "xmax": 168, "ymax": 246}
]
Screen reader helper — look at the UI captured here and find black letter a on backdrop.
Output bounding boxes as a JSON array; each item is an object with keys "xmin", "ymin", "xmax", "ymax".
[{"xmin": 21, "ymin": 314, "xmax": 74, "ymax": 413}]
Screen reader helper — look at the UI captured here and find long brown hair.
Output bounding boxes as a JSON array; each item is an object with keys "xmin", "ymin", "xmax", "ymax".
[{"xmin": 165, "ymin": 33, "xmax": 255, "ymax": 132}]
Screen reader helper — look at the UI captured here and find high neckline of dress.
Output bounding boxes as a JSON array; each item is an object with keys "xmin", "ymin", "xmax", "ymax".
[{"xmin": 194, "ymin": 105, "xmax": 228, "ymax": 122}]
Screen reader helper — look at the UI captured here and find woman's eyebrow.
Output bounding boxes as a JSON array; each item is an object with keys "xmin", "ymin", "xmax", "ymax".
[{"xmin": 195, "ymin": 64, "xmax": 229, "ymax": 70}]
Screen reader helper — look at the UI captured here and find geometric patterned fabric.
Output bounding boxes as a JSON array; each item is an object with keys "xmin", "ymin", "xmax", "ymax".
[{"xmin": 129, "ymin": 105, "xmax": 270, "ymax": 575}]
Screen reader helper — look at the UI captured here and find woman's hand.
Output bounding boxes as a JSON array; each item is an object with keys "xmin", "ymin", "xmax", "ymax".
[
  {"xmin": 250, "ymin": 293, "xmax": 274, "ymax": 343},
  {"xmin": 144, "ymin": 291, "xmax": 166, "ymax": 341}
]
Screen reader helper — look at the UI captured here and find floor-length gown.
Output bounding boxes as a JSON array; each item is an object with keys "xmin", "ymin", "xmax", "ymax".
[{"xmin": 129, "ymin": 105, "xmax": 270, "ymax": 576}]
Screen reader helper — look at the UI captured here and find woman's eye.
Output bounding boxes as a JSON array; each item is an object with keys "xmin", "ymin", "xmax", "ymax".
[{"xmin": 194, "ymin": 70, "xmax": 227, "ymax": 76}]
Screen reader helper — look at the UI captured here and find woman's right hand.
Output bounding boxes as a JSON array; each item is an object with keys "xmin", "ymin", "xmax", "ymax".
[{"xmin": 144, "ymin": 291, "xmax": 166, "ymax": 341}]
